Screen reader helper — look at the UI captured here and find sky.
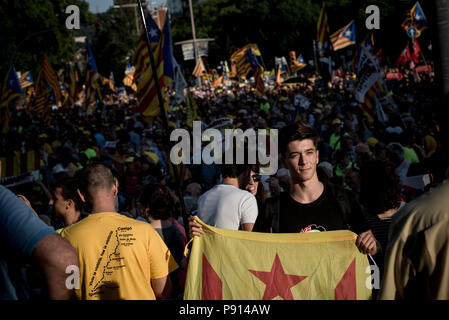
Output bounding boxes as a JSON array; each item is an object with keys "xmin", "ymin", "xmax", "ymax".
[{"xmin": 85, "ymin": 0, "xmax": 167, "ymax": 13}]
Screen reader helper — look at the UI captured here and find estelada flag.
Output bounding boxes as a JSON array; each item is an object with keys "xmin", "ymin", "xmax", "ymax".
[
  {"xmin": 184, "ymin": 217, "xmax": 372, "ymax": 300},
  {"xmin": 192, "ymin": 57, "xmax": 205, "ymax": 78}
]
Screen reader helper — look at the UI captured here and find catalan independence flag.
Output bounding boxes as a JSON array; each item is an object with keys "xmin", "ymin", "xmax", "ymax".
[
  {"xmin": 330, "ymin": 20, "xmax": 356, "ymax": 51},
  {"xmin": 254, "ymin": 66, "xmax": 265, "ymax": 96},
  {"xmin": 0, "ymin": 150, "xmax": 40, "ymax": 178},
  {"xmin": 316, "ymin": 3, "xmax": 331, "ymax": 55},
  {"xmin": 360, "ymin": 79, "xmax": 386, "ymax": 123},
  {"xmin": 133, "ymin": 14, "xmax": 169, "ymax": 117},
  {"xmin": 0, "ymin": 66, "xmax": 23, "ymax": 133},
  {"xmin": 32, "ymin": 57, "xmax": 60, "ymax": 124},
  {"xmin": 19, "ymin": 71, "xmax": 34, "ymax": 89},
  {"xmin": 230, "ymin": 44, "xmax": 261, "ymax": 78},
  {"xmin": 0, "ymin": 66, "xmax": 22, "ymax": 108},
  {"xmin": 85, "ymin": 38, "xmax": 101, "ymax": 106},
  {"xmin": 184, "ymin": 218, "xmax": 372, "ymax": 300}
]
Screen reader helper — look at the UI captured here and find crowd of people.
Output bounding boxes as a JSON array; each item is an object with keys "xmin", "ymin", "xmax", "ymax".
[{"xmin": 1, "ymin": 58, "xmax": 448, "ymax": 300}]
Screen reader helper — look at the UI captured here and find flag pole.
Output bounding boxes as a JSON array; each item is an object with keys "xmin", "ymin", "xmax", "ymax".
[
  {"xmin": 313, "ymin": 40, "xmax": 319, "ymax": 74},
  {"xmin": 137, "ymin": 0, "xmax": 190, "ymax": 237}
]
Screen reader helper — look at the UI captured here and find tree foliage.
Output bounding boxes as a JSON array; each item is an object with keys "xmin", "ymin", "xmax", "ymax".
[
  {"xmin": 0, "ymin": 0, "xmax": 93, "ymax": 77},
  {"xmin": 171, "ymin": 0, "xmax": 425, "ymax": 68},
  {"xmin": 90, "ymin": 6, "xmax": 140, "ymax": 85}
]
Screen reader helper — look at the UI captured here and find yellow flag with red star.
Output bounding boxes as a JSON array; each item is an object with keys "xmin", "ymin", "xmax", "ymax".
[{"xmin": 184, "ymin": 217, "xmax": 372, "ymax": 300}]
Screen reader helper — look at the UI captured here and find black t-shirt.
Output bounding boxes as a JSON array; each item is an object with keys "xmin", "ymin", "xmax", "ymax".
[{"xmin": 278, "ymin": 183, "xmax": 347, "ymax": 233}]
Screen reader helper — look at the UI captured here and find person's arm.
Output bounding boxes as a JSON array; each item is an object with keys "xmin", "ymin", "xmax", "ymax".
[
  {"xmin": 344, "ymin": 188, "xmax": 380, "ymax": 255},
  {"xmin": 16, "ymin": 194, "xmax": 39, "ymax": 217},
  {"xmin": 240, "ymin": 195, "xmax": 258, "ymax": 232},
  {"xmin": 151, "ymin": 276, "xmax": 172, "ymax": 299},
  {"xmin": 355, "ymin": 230, "xmax": 379, "ymax": 255},
  {"xmin": 35, "ymin": 179, "xmax": 52, "ymax": 202},
  {"xmin": 188, "ymin": 215, "xmax": 204, "ymax": 237},
  {"xmin": 32, "ymin": 233, "xmax": 80, "ymax": 300},
  {"xmin": 148, "ymin": 225, "xmax": 178, "ymax": 299},
  {"xmin": 241, "ymin": 223, "xmax": 255, "ymax": 232}
]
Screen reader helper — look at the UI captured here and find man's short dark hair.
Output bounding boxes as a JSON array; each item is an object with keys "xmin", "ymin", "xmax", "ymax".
[
  {"xmin": 359, "ymin": 160, "xmax": 402, "ymax": 216},
  {"xmin": 138, "ymin": 183, "xmax": 174, "ymax": 220},
  {"xmin": 77, "ymin": 163, "xmax": 114, "ymax": 208},
  {"xmin": 220, "ymin": 138, "xmax": 252, "ymax": 179},
  {"xmin": 53, "ymin": 177, "xmax": 83, "ymax": 212},
  {"xmin": 279, "ymin": 122, "xmax": 319, "ymax": 156}
]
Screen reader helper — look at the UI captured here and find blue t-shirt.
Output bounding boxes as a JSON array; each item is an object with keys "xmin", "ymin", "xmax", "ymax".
[{"xmin": 0, "ymin": 186, "xmax": 55, "ymax": 299}]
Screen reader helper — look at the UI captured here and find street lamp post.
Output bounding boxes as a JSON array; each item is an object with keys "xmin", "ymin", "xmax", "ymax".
[{"xmin": 188, "ymin": 0, "xmax": 201, "ymax": 87}]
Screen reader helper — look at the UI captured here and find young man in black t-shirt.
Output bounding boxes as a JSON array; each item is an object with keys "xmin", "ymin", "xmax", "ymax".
[{"xmin": 278, "ymin": 122, "xmax": 379, "ymax": 255}]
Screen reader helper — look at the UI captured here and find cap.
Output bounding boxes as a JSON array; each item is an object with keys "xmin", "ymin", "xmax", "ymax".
[
  {"xmin": 355, "ymin": 143, "xmax": 372, "ymax": 156},
  {"xmin": 366, "ymin": 137, "xmax": 379, "ymax": 147},
  {"xmin": 332, "ymin": 118, "xmax": 342, "ymax": 125}
]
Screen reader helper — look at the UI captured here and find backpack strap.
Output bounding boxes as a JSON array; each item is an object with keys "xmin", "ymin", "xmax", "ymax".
[
  {"xmin": 270, "ymin": 194, "xmax": 281, "ymax": 233},
  {"xmin": 326, "ymin": 182, "xmax": 352, "ymax": 230}
]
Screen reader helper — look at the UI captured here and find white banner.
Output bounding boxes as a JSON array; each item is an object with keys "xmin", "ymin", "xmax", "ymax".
[
  {"xmin": 0, "ymin": 170, "xmax": 39, "ymax": 188},
  {"xmin": 355, "ymin": 72, "xmax": 381, "ymax": 103}
]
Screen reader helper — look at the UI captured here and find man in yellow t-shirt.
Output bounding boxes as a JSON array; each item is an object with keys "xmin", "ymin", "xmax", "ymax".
[{"xmin": 61, "ymin": 163, "xmax": 178, "ymax": 300}]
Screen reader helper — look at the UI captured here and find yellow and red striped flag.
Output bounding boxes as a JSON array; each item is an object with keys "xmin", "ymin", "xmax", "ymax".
[
  {"xmin": 211, "ymin": 75, "xmax": 224, "ymax": 87},
  {"xmin": 132, "ymin": 32, "xmax": 151, "ymax": 83},
  {"xmin": 330, "ymin": 20, "xmax": 356, "ymax": 51},
  {"xmin": 38, "ymin": 57, "xmax": 62, "ymax": 103},
  {"xmin": 85, "ymin": 38, "xmax": 102, "ymax": 106},
  {"xmin": 133, "ymin": 13, "xmax": 174, "ymax": 117},
  {"xmin": 0, "ymin": 66, "xmax": 23, "ymax": 133},
  {"xmin": 254, "ymin": 67, "xmax": 265, "ymax": 96},
  {"xmin": 317, "ymin": 3, "xmax": 331, "ymax": 54},
  {"xmin": 19, "ymin": 71, "xmax": 34, "ymax": 89},
  {"xmin": 0, "ymin": 150, "xmax": 40, "ymax": 178},
  {"xmin": 230, "ymin": 44, "xmax": 261, "ymax": 78},
  {"xmin": 63, "ymin": 64, "xmax": 78, "ymax": 107},
  {"xmin": 184, "ymin": 217, "xmax": 372, "ymax": 300},
  {"xmin": 32, "ymin": 58, "xmax": 61, "ymax": 124},
  {"xmin": 192, "ymin": 57, "xmax": 205, "ymax": 78},
  {"xmin": 359, "ymin": 79, "xmax": 386, "ymax": 123}
]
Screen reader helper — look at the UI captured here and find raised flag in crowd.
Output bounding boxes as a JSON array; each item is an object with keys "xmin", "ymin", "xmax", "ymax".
[
  {"xmin": 85, "ymin": 38, "xmax": 102, "ymax": 107},
  {"xmin": 19, "ymin": 71, "xmax": 34, "ymax": 89},
  {"xmin": 192, "ymin": 56, "xmax": 205, "ymax": 79},
  {"xmin": 0, "ymin": 66, "xmax": 23, "ymax": 133},
  {"xmin": 63, "ymin": 64, "xmax": 78, "ymax": 108},
  {"xmin": 32, "ymin": 57, "xmax": 61, "ymax": 124},
  {"xmin": 316, "ymin": 3, "xmax": 331, "ymax": 56},
  {"xmin": 230, "ymin": 44, "xmax": 261, "ymax": 78},
  {"xmin": 401, "ymin": 1, "xmax": 428, "ymax": 38},
  {"xmin": 133, "ymin": 12, "xmax": 173, "ymax": 117},
  {"xmin": 395, "ymin": 43, "xmax": 412, "ymax": 66},
  {"xmin": 330, "ymin": 20, "xmax": 356, "ymax": 51},
  {"xmin": 411, "ymin": 38, "xmax": 422, "ymax": 64},
  {"xmin": 123, "ymin": 61, "xmax": 137, "ymax": 91}
]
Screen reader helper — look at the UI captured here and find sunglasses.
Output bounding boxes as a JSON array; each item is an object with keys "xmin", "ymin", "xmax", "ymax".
[{"xmin": 250, "ymin": 174, "xmax": 262, "ymax": 182}]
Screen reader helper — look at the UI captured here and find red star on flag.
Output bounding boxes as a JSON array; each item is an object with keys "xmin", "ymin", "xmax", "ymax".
[{"xmin": 249, "ymin": 253, "xmax": 307, "ymax": 300}]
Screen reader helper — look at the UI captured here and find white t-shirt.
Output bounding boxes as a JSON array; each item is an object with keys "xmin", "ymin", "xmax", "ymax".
[{"xmin": 197, "ymin": 184, "xmax": 258, "ymax": 230}]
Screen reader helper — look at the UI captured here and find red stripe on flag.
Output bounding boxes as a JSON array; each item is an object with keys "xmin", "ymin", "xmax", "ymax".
[
  {"xmin": 202, "ymin": 254, "xmax": 222, "ymax": 300},
  {"xmin": 335, "ymin": 257, "xmax": 357, "ymax": 300}
]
